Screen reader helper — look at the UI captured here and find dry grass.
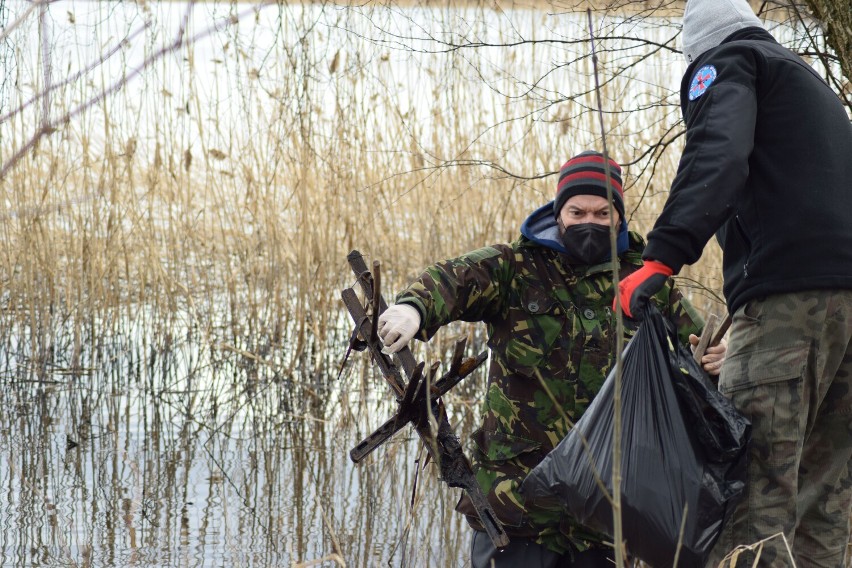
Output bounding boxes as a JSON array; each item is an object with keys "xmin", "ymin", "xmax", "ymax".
[{"xmin": 0, "ymin": 0, "xmax": 725, "ymax": 347}]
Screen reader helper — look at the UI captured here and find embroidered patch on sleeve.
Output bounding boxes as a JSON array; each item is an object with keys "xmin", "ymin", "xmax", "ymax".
[{"xmin": 688, "ymin": 65, "xmax": 718, "ymax": 101}]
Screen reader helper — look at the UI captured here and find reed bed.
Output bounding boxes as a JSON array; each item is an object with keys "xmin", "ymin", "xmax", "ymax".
[
  {"xmin": 0, "ymin": 0, "xmax": 723, "ymax": 336},
  {"xmin": 0, "ymin": 0, "xmax": 846, "ymax": 566}
]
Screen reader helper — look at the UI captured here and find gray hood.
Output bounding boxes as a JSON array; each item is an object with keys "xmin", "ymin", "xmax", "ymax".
[{"xmin": 682, "ymin": 0, "xmax": 764, "ymax": 63}]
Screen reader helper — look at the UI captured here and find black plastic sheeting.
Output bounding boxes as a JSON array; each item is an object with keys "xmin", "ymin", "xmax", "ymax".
[{"xmin": 520, "ymin": 305, "xmax": 751, "ymax": 567}]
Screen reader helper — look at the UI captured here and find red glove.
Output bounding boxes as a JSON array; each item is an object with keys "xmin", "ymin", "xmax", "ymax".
[{"xmin": 614, "ymin": 260, "xmax": 674, "ymax": 319}]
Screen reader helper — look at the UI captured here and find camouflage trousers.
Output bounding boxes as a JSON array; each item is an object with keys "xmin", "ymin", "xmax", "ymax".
[{"xmin": 706, "ymin": 290, "xmax": 852, "ymax": 568}]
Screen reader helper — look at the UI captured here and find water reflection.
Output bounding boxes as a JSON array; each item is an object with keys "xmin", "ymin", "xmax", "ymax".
[{"xmin": 0, "ymin": 310, "xmax": 488, "ymax": 566}]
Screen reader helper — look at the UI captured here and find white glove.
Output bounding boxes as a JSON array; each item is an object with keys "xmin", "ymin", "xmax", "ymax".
[{"xmin": 377, "ymin": 303, "xmax": 421, "ymax": 353}]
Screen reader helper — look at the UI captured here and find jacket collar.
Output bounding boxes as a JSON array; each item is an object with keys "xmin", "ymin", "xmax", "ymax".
[{"xmin": 721, "ymin": 26, "xmax": 777, "ymax": 46}]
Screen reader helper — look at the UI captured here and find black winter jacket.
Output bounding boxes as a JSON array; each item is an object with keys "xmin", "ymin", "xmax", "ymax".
[{"xmin": 644, "ymin": 28, "xmax": 852, "ymax": 313}]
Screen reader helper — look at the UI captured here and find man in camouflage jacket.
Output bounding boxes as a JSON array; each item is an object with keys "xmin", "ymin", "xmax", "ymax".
[{"xmin": 377, "ymin": 151, "xmax": 726, "ymax": 568}]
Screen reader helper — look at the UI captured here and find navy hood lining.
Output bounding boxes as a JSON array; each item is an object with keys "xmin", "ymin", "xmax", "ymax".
[{"xmin": 520, "ymin": 201, "xmax": 630, "ymax": 259}]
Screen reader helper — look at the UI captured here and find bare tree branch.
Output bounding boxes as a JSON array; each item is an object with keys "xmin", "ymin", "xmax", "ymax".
[{"xmin": 0, "ymin": 2, "xmax": 270, "ymax": 180}]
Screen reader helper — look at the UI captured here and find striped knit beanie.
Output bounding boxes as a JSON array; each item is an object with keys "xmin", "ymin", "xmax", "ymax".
[{"xmin": 553, "ymin": 151, "xmax": 624, "ymax": 219}]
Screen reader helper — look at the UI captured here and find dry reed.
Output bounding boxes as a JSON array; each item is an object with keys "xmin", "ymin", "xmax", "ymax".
[{"xmin": 0, "ymin": 0, "xmax": 725, "ymax": 344}]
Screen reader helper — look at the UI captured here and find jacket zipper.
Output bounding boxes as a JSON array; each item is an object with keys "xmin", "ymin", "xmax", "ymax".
[{"xmin": 734, "ymin": 215, "xmax": 752, "ymax": 278}]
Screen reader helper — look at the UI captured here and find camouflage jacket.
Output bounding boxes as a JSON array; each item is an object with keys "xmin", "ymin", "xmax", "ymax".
[{"xmin": 396, "ymin": 231, "xmax": 704, "ymax": 555}]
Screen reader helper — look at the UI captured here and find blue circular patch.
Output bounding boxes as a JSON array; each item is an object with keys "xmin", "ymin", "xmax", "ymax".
[{"xmin": 688, "ymin": 65, "xmax": 717, "ymax": 101}]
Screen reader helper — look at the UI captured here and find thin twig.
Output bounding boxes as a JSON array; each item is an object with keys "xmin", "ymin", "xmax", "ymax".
[
  {"xmin": 588, "ymin": 9, "xmax": 625, "ymax": 568},
  {"xmin": 0, "ymin": 2, "xmax": 270, "ymax": 180},
  {"xmin": 0, "ymin": 0, "xmax": 56, "ymax": 43}
]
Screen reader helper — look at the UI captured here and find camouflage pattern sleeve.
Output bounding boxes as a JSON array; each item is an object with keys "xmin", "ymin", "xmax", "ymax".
[
  {"xmin": 659, "ymin": 280, "xmax": 705, "ymax": 346},
  {"xmin": 395, "ymin": 244, "xmax": 516, "ymax": 341}
]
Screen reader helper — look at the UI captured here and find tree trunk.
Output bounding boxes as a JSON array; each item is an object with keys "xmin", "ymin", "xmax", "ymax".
[{"xmin": 804, "ymin": 0, "xmax": 852, "ymax": 85}]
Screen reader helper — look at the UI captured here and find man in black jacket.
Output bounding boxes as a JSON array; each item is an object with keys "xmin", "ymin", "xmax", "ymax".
[{"xmin": 615, "ymin": 1, "xmax": 852, "ymax": 566}]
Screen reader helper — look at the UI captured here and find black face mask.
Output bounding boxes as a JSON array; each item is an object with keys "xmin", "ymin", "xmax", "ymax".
[{"xmin": 560, "ymin": 222, "xmax": 613, "ymax": 265}]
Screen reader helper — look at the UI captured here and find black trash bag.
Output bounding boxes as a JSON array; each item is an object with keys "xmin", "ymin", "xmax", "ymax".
[{"xmin": 520, "ymin": 305, "xmax": 751, "ymax": 568}]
